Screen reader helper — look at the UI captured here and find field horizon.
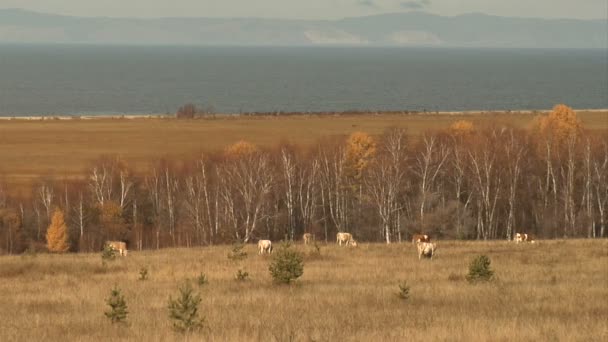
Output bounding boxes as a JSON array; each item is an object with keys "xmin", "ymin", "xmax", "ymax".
[{"xmin": 1, "ymin": 109, "xmax": 606, "ymax": 188}]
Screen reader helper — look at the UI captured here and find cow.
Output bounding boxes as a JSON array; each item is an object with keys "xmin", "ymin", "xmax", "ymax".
[
  {"xmin": 303, "ymin": 233, "xmax": 314, "ymax": 245},
  {"xmin": 417, "ymin": 241, "xmax": 436, "ymax": 260},
  {"xmin": 411, "ymin": 233, "xmax": 431, "ymax": 244},
  {"xmin": 514, "ymin": 233, "xmax": 536, "ymax": 244},
  {"xmin": 258, "ymin": 240, "xmax": 273, "ymax": 254},
  {"xmin": 105, "ymin": 241, "xmax": 128, "ymax": 256},
  {"xmin": 336, "ymin": 232, "xmax": 356, "ymax": 246}
]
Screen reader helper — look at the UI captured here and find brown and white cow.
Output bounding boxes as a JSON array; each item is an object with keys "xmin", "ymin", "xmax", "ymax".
[
  {"xmin": 303, "ymin": 233, "xmax": 314, "ymax": 245},
  {"xmin": 411, "ymin": 233, "xmax": 431, "ymax": 244},
  {"xmin": 258, "ymin": 240, "xmax": 273, "ymax": 254},
  {"xmin": 417, "ymin": 241, "xmax": 436, "ymax": 260},
  {"xmin": 105, "ymin": 241, "xmax": 128, "ymax": 256},
  {"xmin": 514, "ymin": 233, "xmax": 536, "ymax": 244},
  {"xmin": 336, "ymin": 232, "xmax": 356, "ymax": 246}
]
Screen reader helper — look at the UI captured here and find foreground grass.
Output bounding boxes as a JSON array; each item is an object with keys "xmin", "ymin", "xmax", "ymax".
[
  {"xmin": 0, "ymin": 239, "xmax": 606, "ymax": 341},
  {"xmin": 0, "ymin": 111, "xmax": 606, "ymax": 184}
]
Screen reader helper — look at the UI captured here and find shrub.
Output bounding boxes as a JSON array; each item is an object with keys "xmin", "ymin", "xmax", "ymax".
[
  {"xmin": 227, "ymin": 243, "xmax": 248, "ymax": 262},
  {"xmin": 104, "ymin": 286, "xmax": 128, "ymax": 324},
  {"xmin": 269, "ymin": 245, "xmax": 304, "ymax": 284},
  {"xmin": 196, "ymin": 273, "xmax": 208, "ymax": 286},
  {"xmin": 396, "ymin": 281, "xmax": 410, "ymax": 300},
  {"xmin": 235, "ymin": 269, "xmax": 249, "ymax": 281},
  {"xmin": 138, "ymin": 266, "xmax": 149, "ymax": 281},
  {"xmin": 101, "ymin": 244, "xmax": 117, "ymax": 263},
  {"xmin": 466, "ymin": 255, "xmax": 494, "ymax": 283},
  {"xmin": 168, "ymin": 283, "xmax": 204, "ymax": 333}
]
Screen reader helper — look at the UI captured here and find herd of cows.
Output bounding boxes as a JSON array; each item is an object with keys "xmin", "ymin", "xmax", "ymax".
[{"xmin": 104, "ymin": 231, "xmax": 538, "ymax": 260}]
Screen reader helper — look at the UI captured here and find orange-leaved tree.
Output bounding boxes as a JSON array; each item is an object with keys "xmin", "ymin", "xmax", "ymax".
[
  {"xmin": 449, "ymin": 120, "xmax": 475, "ymax": 138},
  {"xmin": 535, "ymin": 104, "xmax": 582, "ymax": 143},
  {"xmin": 46, "ymin": 208, "xmax": 70, "ymax": 253},
  {"xmin": 224, "ymin": 140, "xmax": 259, "ymax": 158}
]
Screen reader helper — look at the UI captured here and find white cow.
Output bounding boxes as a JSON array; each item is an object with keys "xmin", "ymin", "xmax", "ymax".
[
  {"xmin": 514, "ymin": 233, "xmax": 536, "ymax": 244},
  {"xmin": 336, "ymin": 232, "xmax": 357, "ymax": 246},
  {"xmin": 258, "ymin": 240, "xmax": 273, "ymax": 254},
  {"xmin": 105, "ymin": 241, "xmax": 128, "ymax": 256},
  {"xmin": 411, "ymin": 233, "xmax": 430, "ymax": 244},
  {"xmin": 417, "ymin": 241, "xmax": 436, "ymax": 260},
  {"xmin": 303, "ymin": 233, "xmax": 314, "ymax": 245}
]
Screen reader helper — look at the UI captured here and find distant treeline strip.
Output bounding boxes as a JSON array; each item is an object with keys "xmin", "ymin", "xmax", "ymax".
[{"xmin": 0, "ymin": 105, "xmax": 606, "ymax": 254}]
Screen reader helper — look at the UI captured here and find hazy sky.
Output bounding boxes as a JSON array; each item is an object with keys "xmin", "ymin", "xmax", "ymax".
[{"xmin": 1, "ymin": 0, "xmax": 606, "ymax": 20}]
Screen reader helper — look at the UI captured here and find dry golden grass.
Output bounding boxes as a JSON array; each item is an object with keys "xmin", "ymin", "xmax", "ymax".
[
  {"xmin": 0, "ymin": 111, "xmax": 606, "ymax": 184},
  {"xmin": 0, "ymin": 239, "xmax": 606, "ymax": 341}
]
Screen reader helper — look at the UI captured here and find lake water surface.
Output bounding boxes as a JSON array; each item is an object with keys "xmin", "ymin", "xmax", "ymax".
[{"xmin": 1, "ymin": 45, "xmax": 606, "ymax": 115}]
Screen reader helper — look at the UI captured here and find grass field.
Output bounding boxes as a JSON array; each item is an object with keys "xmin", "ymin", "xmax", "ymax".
[
  {"xmin": 0, "ymin": 239, "xmax": 606, "ymax": 341},
  {"xmin": 0, "ymin": 111, "xmax": 607, "ymax": 183}
]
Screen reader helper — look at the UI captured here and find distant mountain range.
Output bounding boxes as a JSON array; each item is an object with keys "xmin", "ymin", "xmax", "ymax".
[{"xmin": 0, "ymin": 8, "xmax": 606, "ymax": 48}]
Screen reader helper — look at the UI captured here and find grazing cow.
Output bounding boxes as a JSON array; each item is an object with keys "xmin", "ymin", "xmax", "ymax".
[
  {"xmin": 336, "ymin": 232, "xmax": 356, "ymax": 246},
  {"xmin": 303, "ymin": 233, "xmax": 314, "ymax": 245},
  {"xmin": 417, "ymin": 241, "xmax": 436, "ymax": 260},
  {"xmin": 258, "ymin": 240, "xmax": 273, "ymax": 254},
  {"xmin": 514, "ymin": 233, "xmax": 536, "ymax": 244},
  {"xmin": 105, "ymin": 241, "xmax": 128, "ymax": 256},
  {"xmin": 411, "ymin": 233, "xmax": 431, "ymax": 244}
]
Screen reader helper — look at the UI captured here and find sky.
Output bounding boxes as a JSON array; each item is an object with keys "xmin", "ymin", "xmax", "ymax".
[{"xmin": 0, "ymin": 0, "xmax": 606, "ymax": 20}]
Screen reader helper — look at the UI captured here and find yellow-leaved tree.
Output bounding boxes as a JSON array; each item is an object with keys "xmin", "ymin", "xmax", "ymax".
[
  {"xmin": 345, "ymin": 132, "xmax": 376, "ymax": 180},
  {"xmin": 224, "ymin": 140, "xmax": 259, "ymax": 159},
  {"xmin": 449, "ymin": 120, "xmax": 475, "ymax": 138},
  {"xmin": 535, "ymin": 104, "xmax": 582, "ymax": 143},
  {"xmin": 46, "ymin": 208, "xmax": 70, "ymax": 253}
]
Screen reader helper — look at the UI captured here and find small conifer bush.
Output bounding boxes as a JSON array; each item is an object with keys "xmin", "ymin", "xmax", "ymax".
[
  {"xmin": 104, "ymin": 286, "xmax": 128, "ymax": 324},
  {"xmin": 269, "ymin": 244, "xmax": 304, "ymax": 284},
  {"xmin": 138, "ymin": 266, "xmax": 149, "ymax": 281},
  {"xmin": 235, "ymin": 269, "xmax": 249, "ymax": 281},
  {"xmin": 227, "ymin": 243, "xmax": 248, "ymax": 261},
  {"xmin": 196, "ymin": 273, "xmax": 208, "ymax": 286},
  {"xmin": 396, "ymin": 281, "xmax": 410, "ymax": 300},
  {"xmin": 466, "ymin": 255, "xmax": 495, "ymax": 283},
  {"xmin": 168, "ymin": 283, "xmax": 204, "ymax": 333},
  {"xmin": 101, "ymin": 244, "xmax": 117, "ymax": 263}
]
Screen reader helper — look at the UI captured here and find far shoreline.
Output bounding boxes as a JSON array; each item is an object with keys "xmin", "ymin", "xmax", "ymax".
[{"xmin": 1, "ymin": 108, "xmax": 607, "ymax": 121}]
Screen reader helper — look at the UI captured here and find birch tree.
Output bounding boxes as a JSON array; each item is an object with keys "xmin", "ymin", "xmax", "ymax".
[{"xmin": 413, "ymin": 135, "xmax": 448, "ymax": 229}]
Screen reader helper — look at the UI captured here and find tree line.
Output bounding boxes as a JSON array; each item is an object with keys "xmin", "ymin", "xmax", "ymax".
[{"xmin": 0, "ymin": 105, "xmax": 606, "ymax": 254}]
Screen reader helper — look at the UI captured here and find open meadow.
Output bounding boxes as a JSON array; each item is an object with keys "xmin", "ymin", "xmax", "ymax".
[
  {"xmin": 0, "ymin": 239, "xmax": 606, "ymax": 341},
  {"xmin": 0, "ymin": 110, "xmax": 606, "ymax": 184}
]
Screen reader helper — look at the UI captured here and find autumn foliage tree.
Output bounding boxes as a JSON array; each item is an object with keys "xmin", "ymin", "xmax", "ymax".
[
  {"xmin": 345, "ymin": 132, "xmax": 376, "ymax": 180},
  {"xmin": 46, "ymin": 208, "xmax": 70, "ymax": 253},
  {"xmin": 224, "ymin": 140, "xmax": 259, "ymax": 158},
  {"xmin": 449, "ymin": 120, "xmax": 475, "ymax": 138},
  {"xmin": 535, "ymin": 104, "xmax": 582, "ymax": 143}
]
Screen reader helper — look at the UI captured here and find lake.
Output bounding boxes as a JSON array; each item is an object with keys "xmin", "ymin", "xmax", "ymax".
[{"xmin": 0, "ymin": 45, "xmax": 606, "ymax": 115}]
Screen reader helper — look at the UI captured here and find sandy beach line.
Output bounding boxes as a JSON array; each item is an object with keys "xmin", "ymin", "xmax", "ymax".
[{"xmin": 0, "ymin": 109, "xmax": 605, "ymax": 121}]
